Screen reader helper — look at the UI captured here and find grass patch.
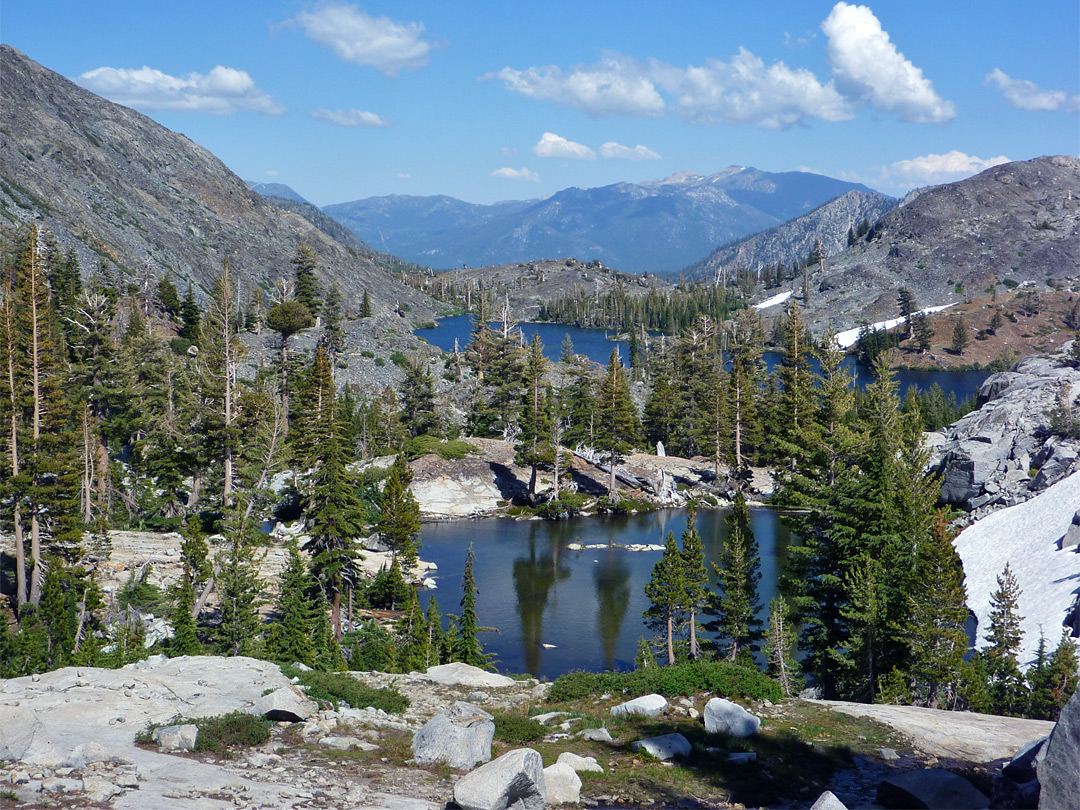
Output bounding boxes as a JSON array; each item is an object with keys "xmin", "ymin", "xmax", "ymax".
[
  {"xmin": 402, "ymin": 435, "xmax": 476, "ymax": 461},
  {"xmin": 136, "ymin": 712, "xmax": 271, "ymax": 759},
  {"xmin": 548, "ymin": 660, "xmax": 783, "ymax": 704},
  {"xmin": 281, "ymin": 665, "xmax": 409, "ymax": 714}
]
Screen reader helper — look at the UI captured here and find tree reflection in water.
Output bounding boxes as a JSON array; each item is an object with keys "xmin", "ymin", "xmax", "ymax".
[
  {"xmin": 593, "ymin": 547, "xmax": 630, "ymax": 670},
  {"xmin": 512, "ymin": 523, "xmax": 571, "ymax": 674}
]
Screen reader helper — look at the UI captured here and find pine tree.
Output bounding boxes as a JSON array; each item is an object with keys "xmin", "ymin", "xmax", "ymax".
[
  {"xmin": 559, "ymin": 332, "xmax": 575, "ymax": 363},
  {"xmin": 712, "ymin": 492, "xmax": 762, "ymax": 662},
  {"xmin": 179, "ymin": 284, "xmax": 201, "ymax": 342},
  {"xmin": 951, "ymin": 317, "xmax": 969, "ymax": 356},
  {"xmin": 984, "ymin": 563, "xmax": 1027, "ymax": 715},
  {"xmin": 643, "ymin": 373, "xmax": 678, "ymax": 453},
  {"xmin": 679, "ymin": 509, "xmax": 709, "ymax": 659},
  {"xmin": 453, "ymin": 544, "xmax": 489, "ymax": 667},
  {"xmin": 399, "ymin": 357, "xmax": 440, "ymax": 439},
  {"xmin": 213, "ymin": 508, "xmax": 264, "ymax": 657},
  {"xmin": 644, "ymin": 531, "xmax": 685, "ymax": 665},
  {"xmin": 321, "ymin": 281, "xmax": 345, "ymax": 358},
  {"xmin": 594, "ymin": 349, "xmax": 639, "ymax": 496},
  {"xmin": 1028, "ymin": 630, "xmax": 1079, "ymax": 720},
  {"xmin": 397, "ymin": 587, "xmax": 430, "ymax": 672},
  {"xmin": 634, "ymin": 636, "xmax": 655, "ymax": 669},
  {"xmin": 170, "ymin": 573, "xmax": 202, "ymax": 657},
  {"xmin": 266, "ymin": 539, "xmax": 317, "ymax": 667},
  {"xmin": 291, "ymin": 242, "xmax": 322, "ymax": 317},
  {"xmin": 906, "ymin": 511, "xmax": 968, "ymax": 709},
  {"xmin": 897, "ymin": 288, "xmax": 918, "ymax": 340},
  {"xmin": 774, "ymin": 301, "xmax": 816, "ymax": 471},
  {"xmin": 763, "ymin": 596, "xmax": 801, "ymax": 696},
  {"xmin": 360, "ymin": 289, "xmax": 372, "ymax": 318},
  {"xmin": 378, "ymin": 454, "xmax": 421, "ymax": 567},
  {"xmin": 912, "ymin": 311, "xmax": 933, "ymax": 354},
  {"xmin": 515, "ymin": 334, "xmax": 553, "ymax": 501},
  {"xmin": 426, "ymin": 595, "xmax": 445, "ymax": 667}
]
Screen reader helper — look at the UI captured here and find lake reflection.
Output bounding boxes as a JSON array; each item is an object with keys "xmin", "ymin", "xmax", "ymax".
[{"xmin": 419, "ymin": 508, "xmax": 794, "ymax": 680}]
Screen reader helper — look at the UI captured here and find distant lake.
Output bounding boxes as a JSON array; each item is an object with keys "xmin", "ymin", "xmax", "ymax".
[
  {"xmin": 416, "ymin": 315, "xmax": 990, "ymax": 402},
  {"xmin": 418, "ymin": 508, "xmax": 794, "ymax": 680}
]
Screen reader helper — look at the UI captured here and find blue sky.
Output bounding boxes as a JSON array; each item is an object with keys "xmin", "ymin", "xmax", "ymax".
[{"xmin": 4, "ymin": 1, "xmax": 1077, "ymax": 206}]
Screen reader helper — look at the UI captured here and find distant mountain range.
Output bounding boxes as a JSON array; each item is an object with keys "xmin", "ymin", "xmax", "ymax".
[
  {"xmin": 0, "ymin": 45, "xmax": 435, "ymax": 324},
  {"xmin": 246, "ymin": 181, "xmax": 311, "ymax": 206},
  {"xmin": 322, "ymin": 168, "xmax": 881, "ymax": 273}
]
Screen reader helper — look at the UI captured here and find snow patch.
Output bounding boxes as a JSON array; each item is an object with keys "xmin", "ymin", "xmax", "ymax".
[
  {"xmin": 834, "ymin": 303, "xmax": 956, "ymax": 349},
  {"xmin": 753, "ymin": 290, "xmax": 793, "ymax": 310},
  {"xmin": 953, "ymin": 470, "xmax": 1080, "ymax": 667}
]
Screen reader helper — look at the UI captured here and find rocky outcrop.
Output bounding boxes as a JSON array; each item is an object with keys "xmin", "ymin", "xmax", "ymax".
[
  {"xmin": 1039, "ymin": 689, "xmax": 1080, "ymax": 809},
  {"xmin": 928, "ymin": 352, "xmax": 1080, "ymax": 515},
  {"xmin": 452, "ymin": 748, "xmax": 547, "ymax": 810},
  {"xmin": 411, "ymin": 701, "xmax": 495, "ymax": 770},
  {"xmin": 248, "ymin": 685, "xmax": 318, "ymax": 722},
  {"xmin": 703, "ymin": 697, "xmax": 760, "ymax": 737},
  {"xmin": 422, "ymin": 662, "xmax": 517, "ymax": 688}
]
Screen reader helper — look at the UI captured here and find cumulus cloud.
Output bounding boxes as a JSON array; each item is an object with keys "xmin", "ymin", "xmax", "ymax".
[
  {"xmin": 822, "ymin": 2, "xmax": 954, "ymax": 123},
  {"xmin": 397, "ymin": 172, "xmax": 411, "ymax": 179},
  {"xmin": 485, "ymin": 49, "xmax": 849, "ymax": 128},
  {"xmin": 491, "ymin": 167, "xmax": 540, "ymax": 182},
  {"xmin": 483, "ymin": 55, "xmax": 666, "ymax": 117},
  {"xmin": 599, "ymin": 141, "xmax": 660, "ymax": 160},
  {"xmin": 78, "ymin": 65, "xmax": 285, "ymax": 115},
  {"xmin": 985, "ymin": 69, "xmax": 1080, "ymax": 113},
  {"xmin": 532, "ymin": 132, "xmax": 595, "ymax": 159},
  {"xmin": 265, "ymin": 170, "xmax": 280, "ymax": 176},
  {"xmin": 888, "ymin": 150, "xmax": 1010, "ymax": 186},
  {"xmin": 293, "ymin": 3, "xmax": 432, "ymax": 76},
  {"xmin": 649, "ymin": 47, "xmax": 851, "ymax": 127},
  {"xmin": 309, "ymin": 107, "xmax": 391, "ymax": 127}
]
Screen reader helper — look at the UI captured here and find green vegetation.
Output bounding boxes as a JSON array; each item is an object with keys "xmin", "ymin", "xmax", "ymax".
[
  {"xmin": 491, "ymin": 710, "xmax": 547, "ymax": 745},
  {"xmin": 547, "ymin": 660, "xmax": 783, "ymax": 703},
  {"xmin": 280, "ymin": 665, "xmax": 409, "ymax": 713},
  {"xmin": 137, "ymin": 712, "xmax": 271, "ymax": 758}
]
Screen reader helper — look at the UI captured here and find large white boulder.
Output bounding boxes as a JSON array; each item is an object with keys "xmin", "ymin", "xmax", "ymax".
[
  {"xmin": 543, "ymin": 762, "xmax": 582, "ymax": 805},
  {"xmin": 557, "ymin": 751, "xmax": 604, "ymax": 773},
  {"xmin": 453, "ymin": 748, "xmax": 547, "ymax": 810},
  {"xmin": 610, "ymin": 693, "xmax": 667, "ymax": 718},
  {"xmin": 0, "ymin": 706, "xmax": 64, "ymax": 766},
  {"xmin": 248, "ymin": 684, "xmax": 317, "ymax": 722},
  {"xmin": 412, "ymin": 701, "xmax": 494, "ymax": 770},
  {"xmin": 424, "ymin": 662, "xmax": 516, "ymax": 688},
  {"xmin": 703, "ymin": 697, "xmax": 760, "ymax": 737},
  {"xmin": 152, "ymin": 723, "xmax": 199, "ymax": 753},
  {"xmin": 630, "ymin": 733, "xmax": 691, "ymax": 761}
]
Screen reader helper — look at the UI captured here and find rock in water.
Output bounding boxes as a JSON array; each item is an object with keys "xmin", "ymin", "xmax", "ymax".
[
  {"xmin": 703, "ymin": 697, "xmax": 760, "ymax": 737},
  {"xmin": 877, "ymin": 769, "xmax": 989, "ymax": 809},
  {"xmin": 543, "ymin": 762, "xmax": 582, "ymax": 804},
  {"xmin": 630, "ymin": 733, "xmax": 691, "ymax": 761},
  {"xmin": 412, "ymin": 701, "xmax": 494, "ymax": 770},
  {"xmin": 453, "ymin": 748, "xmax": 547, "ymax": 810},
  {"xmin": 1039, "ymin": 688, "xmax": 1080, "ymax": 809},
  {"xmin": 610, "ymin": 693, "xmax": 667, "ymax": 717}
]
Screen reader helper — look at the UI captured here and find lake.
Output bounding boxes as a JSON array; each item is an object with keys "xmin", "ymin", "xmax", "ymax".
[
  {"xmin": 417, "ymin": 508, "xmax": 794, "ymax": 680},
  {"xmin": 415, "ymin": 315, "xmax": 989, "ymax": 402}
]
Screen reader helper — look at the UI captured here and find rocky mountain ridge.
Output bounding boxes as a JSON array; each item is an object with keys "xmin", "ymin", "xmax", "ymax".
[
  {"xmin": 0, "ymin": 45, "xmax": 438, "ymax": 329},
  {"xmin": 324, "ymin": 168, "xmax": 878, "ymax": 273},
  {"xmin": 681, "ymin": 189, "xmax": 897, "ymax": 282},
  {"xmin": 786, "ymin": 155, "xmax": 1080, "ymax": 333}
]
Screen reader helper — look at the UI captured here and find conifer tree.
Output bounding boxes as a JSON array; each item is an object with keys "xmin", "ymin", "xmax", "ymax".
[
  {"xmin": 399, "ymin": 357, "xmax": 440, "ymax": 439},
  {"xmin": 291, "ymin": 242, "xmax": 322, "ymax": 317},
  {"xmin": 644, "ymin": 531, "xmax": 685, "ymax": 665},
  {"xmin": 912, "ymin": 312, "xmax": 933, "ymax": 353},
  {"xmin": 1028, "ymin": 629, "xmax": 1079, "ymax": 720},
  {"xmin": 378, "ymin": 454, "xmax": 421, "ymax": 567},
  {"xmin": 643, "ymin": 374, "xmax": 678, "ymax": 453},
  {"xmin": 897, "ymin": 287, "xmax": 918, "ymax": 339},
  {"xmin": 984, "ymin": 562, "xmax": 1027, "ymax": 715},
  {"xmin": 515, "ymin": 334, "xmax": 553, "ymax": 501},
  {"xmin": 453, "ymin": 544, "xmax": 488, "ymax": 667},
  {"xmin": 170, "ymin": 573, "xmax": 202, "ymax": 657},
  {"xmin": 763, "ymin": 596, "xmax": 801, "ymax": 696},
  {"xmin": 595, "ymin": 349, "xmax": 639, "ymax": 495},
  {"xmin": 321, "ymin": 281, "xmax": 345, "ymax": 358},
  {"xmin": 679, "ymin": 509, "xmax": 709, "ymax": 659},
  {"xmin": 397, "ymin": 587, "xmax": 430, "ymax": 672},
  {"xmin": 266, "ymin": 539, "xmax": 317, "ymax": 667},
  {"xmin": 360, "ymin": 289, "xmax": 372, "ymax": 318},
  {"xmin": 906, "ymin": 511, "xmax": 968, "ymax": 709},
  {"xmin": 951, "ymin": 316, "xmax": 969, "ymax": 356},
  {"xmin": 711, "ymin": 492, "xmax": 762, "ymax": 662},
  {"xmin": 774, "ymin": 301, "xmax": 816, "ymax": 471},
  {"xmin": 726, "ymin": 308, "xmax": 765, "ymax": 467},
  {"xmin": 426, "ymin": 595, "xmax": 445, "ymax": 667},
  {"xmin": 179, "ymin": 284, "xmax": 201, "ymax": 341},
  {"xmin": 213, "ymin": 508, "xmax": 264, "ymax": 657}
]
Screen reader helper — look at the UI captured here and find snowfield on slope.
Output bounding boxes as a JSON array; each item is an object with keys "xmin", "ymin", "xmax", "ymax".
[
  {"xmin": 954, "ymin": 470, "xmax": 1080, "ymax": 667},
  {"xmin": 835, "ymin": 304, "xmax": 956, "ymax": 349}
]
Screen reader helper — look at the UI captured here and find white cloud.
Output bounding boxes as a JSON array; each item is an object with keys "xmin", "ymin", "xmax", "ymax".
[
  {"xmin": 78, "ymin": 65, "xmax": 285, "ymax": 115},
  {"xmin": 293, "ymin": 3, "xmax": 432, "ymax": 77},
  {"xmin": 265, "ymin": 170, "xmax": 280, "ymax": 177},
  {"xmin": 600, "ymin": 141, "xmax": 660, "ymax": 160},
  {"xmin": 650, "ymin": 47, "xmax": 851, "ymax": 127},
  {"xmin": 309, "ymin": 107, "xmax": 391, "ymax": 127},
  {"xmin": 485, "ymin": 49, "xmax": 849, "ymax": 128},
  {"xmin": 483, "ymin": 55, "xmax": 666, "ymax": 117},
  {"xmin": 396, "ymin": 172, "xmax": 411, "ymax": 179},
  {"xmin": 985, "ymin": 69, "xmax": 1080, "ymax": 113},
  {"xmin": 491, "ymin": 167, "xmax": 540, "ymax": 182},
  {"xmin": 533, "ymin": 132, "xmax": 595, "ymax": 160},
  {"xmin": 822, "ymin": 2, "xmax": 954, "ymax": 123},
  {"xmin": 888, "ymin": 150, "xmax": 1010, "ymax": 186}
]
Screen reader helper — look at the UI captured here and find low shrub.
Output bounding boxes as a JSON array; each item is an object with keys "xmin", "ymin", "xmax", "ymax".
[
  {"xmin": 282, "ymin": 665, "xmax": 409, "ymax": 714},
  {"xmin": 547, "ymin": 660, "xmax": 783, "ymax": 704},
  {"xmin": 492, "ymin": 710, "xmax": 546, "ymax": 745},
  {"xmin": 193, "ymin": 712, "xmax": 271, "ymax": 757},
  {"xmin": 402, "ymin": 435, "xmax": 476, "ymax": 461}
]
